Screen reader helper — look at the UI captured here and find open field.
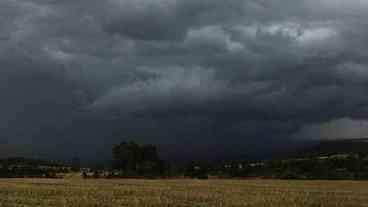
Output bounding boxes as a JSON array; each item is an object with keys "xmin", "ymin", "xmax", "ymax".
[{"xmin": 0, "ymin": 179, "xmax": 368, "ymax": 207}]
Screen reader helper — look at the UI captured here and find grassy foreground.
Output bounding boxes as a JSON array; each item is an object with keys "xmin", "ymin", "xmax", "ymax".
[{"xmin": 0, "ymin": 178, "xmax": 368, "ymax": 207}]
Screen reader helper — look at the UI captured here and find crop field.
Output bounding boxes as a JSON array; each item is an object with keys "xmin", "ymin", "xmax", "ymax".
[{"xmin": 0, "ymin": 178, "xmax": 368, "ymax": 207}]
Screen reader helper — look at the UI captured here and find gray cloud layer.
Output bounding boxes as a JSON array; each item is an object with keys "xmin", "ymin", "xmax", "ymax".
[{"xmin": 1, "ymin": 0, "xmax": 368, "ymax": 160}]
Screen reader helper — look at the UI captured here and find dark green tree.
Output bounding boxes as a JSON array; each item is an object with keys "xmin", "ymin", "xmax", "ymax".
[{"xmin": 112, "ymin": 141, "xmax": 164, "ymax": 177}]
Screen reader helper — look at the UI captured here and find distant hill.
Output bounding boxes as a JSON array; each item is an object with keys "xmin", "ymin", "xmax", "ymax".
[
  {"xmin": 294, "ymin": 138, "xmax": 368, "ymax": 158},
  {"xmin": 0, "ymin": 157, "xmax": 71, "ymax": 178},
  {"xmin": 198, "ymin": 138, "xmax": 368, "ymax": 180},
  {"xmin": 0, "ymin": 157, "xmax": 64, "ymax": 167}
]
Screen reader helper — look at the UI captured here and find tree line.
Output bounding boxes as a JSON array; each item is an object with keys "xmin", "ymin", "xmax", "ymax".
[{"xmin": 3, "ymin": 140, "xmax": 368, "ymax": 180}]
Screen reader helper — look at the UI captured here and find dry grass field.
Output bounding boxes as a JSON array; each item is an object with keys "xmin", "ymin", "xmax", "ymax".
[{"xmin": 0, "ymin": 178, "xmax": 368, "ymax": 207}]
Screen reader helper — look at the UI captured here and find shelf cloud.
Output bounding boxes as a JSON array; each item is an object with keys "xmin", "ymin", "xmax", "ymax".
[{"xmin": 1, "ymin": 0, "xmax": 368, "ymax": 160}]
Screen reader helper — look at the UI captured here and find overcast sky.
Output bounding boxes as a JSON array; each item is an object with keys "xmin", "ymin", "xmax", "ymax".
[{"xmin": 1, "ymin": 0, "xmax": 368, "ymax": 161}]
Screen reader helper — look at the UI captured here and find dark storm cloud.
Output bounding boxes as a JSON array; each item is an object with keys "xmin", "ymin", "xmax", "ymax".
[
  {"xmin": 104, "ymin": 0, "xmax": 250, "ymax": 40},
  {"xmin": 1, "ymin": 0, "xmax": 368, "ymax": 160}
]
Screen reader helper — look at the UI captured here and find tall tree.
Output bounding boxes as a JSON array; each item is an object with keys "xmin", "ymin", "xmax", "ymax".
[{"xmin": 112, "ymin": 141, "xmax": 163, "ymax": 176}]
